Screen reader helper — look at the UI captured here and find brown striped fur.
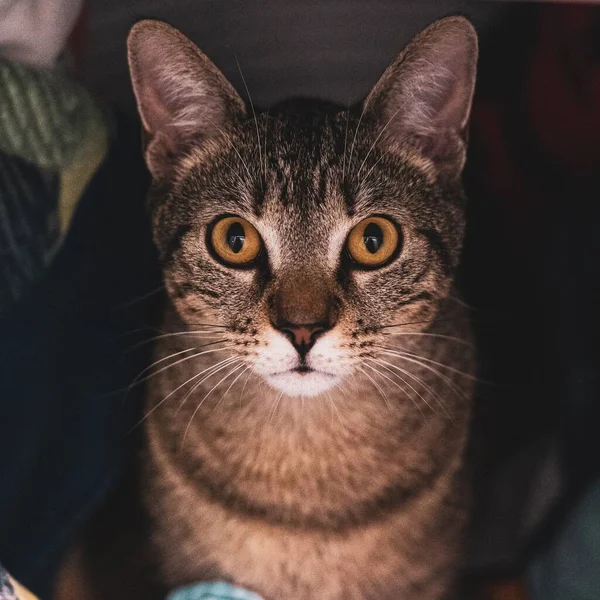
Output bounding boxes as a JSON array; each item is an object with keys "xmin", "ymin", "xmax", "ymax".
[{"xmin": 112, "ymin": 15, "xmax": 479, "ymax": 600}]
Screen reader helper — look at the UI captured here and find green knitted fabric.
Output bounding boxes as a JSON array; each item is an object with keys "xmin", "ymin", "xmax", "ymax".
[
  {"xmin": 0, "ymin": 60, "xmax": 105, "ymax": 169},
  {"xmin": 0, "ymin": 60, "xmax": 109, "ymax": 314}
]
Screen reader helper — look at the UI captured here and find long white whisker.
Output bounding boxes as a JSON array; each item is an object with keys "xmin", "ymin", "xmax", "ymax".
[
  {"xmin": 346, "ymin": 101, "xmax": 369, "ymax": 181},
  {"xmin": 384, "ymin": 332, "xmax": 473, "ymax": 348},
  {"xmin": 362, "ymin": 360, "xmax": 425, "ymax": 417},
  {"xmin": 356, "ymin": 104, "xmax": 405, "ymax": 180},
  {"xmin": 327, "ymin": 391, "xmax": 345, "ymax": 429},
  {"xmin": 127, "ymin": 345, "xmax": 232, "ymax": 394},
  {"xmin": 385, "ymin": 347, "xmax": 478, "ymax": 382},
  {"xmin": 176, "ymin": 356, "xmax": 241, "ymax": 414},
  {"xmin": 381, "ymin": 349, "xmax": 471, "ymax": 401},
  {"xmin": 216, "ymin": 365, "xmax": 250, "ymax": 410},
  {"xmin": 358, "ymin": 152, "xmax": 386, "ymax": 189},
  {"xmin": 239, "ymin": 368, "xmax": 253, "ymax": 409},
  {"xmin": 112, "ymin": 285, "xmax": 165, "ymax": 311},
  {"xmin": 341, "ymin": 106, "xmax": 350, "ymax": 181},
  {"xmin": 208, "ymin": 363, "xmax": 247, "ymax": 414},
  {"xmin": 268, "ymin": 390, "xmax": 284, "ymax": 426},
  {"xmin": 235, "ymin": 54, "xmax": 263, "ymax": 180},
  {"xmin": 371, "ymin": 358, "xmax": 443, "ymax": 416},
  {"xmin": 130, "ymin": 346, "xmax": 198, "ymax": 381},
  {"xmin": 182, "ymin": 362, "xmax": 244, "ymax": 445},
  {"xmin": 129, "ymin": 355, "xmax": 242, "ymax": 433},
  {"xmin": 147, "ymin": 357, "xmax": 237, "ymax": 426},
  {"xmin": 199, "ymin": 113, "xmax": 252, "ymax": 180},
  {"xmin": 126, "ymin": 333, "xmax": 225, "ymax": 354},
  {"xmin": 263, "ymin": 108, "xmax": 270, "ymax": 182},
  {"xmin": 357, "ymin": 366, "xmax": 392, "ymax": 413}
]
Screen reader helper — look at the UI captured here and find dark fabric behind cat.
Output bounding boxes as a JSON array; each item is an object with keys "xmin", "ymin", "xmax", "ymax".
[{"xmin": 76, "ymin": 16, "xmax": 478, "ymax": 600}]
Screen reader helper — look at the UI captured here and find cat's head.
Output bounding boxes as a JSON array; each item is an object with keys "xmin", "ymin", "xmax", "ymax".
[{"xmin": 127, "ymin": 17, "xmax": 477, "ymax": 398}]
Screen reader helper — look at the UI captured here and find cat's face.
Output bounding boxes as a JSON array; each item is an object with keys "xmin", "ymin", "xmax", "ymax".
[{"xmin": 128, "ymin": 17, "xmax": 477, "ymax": 398}]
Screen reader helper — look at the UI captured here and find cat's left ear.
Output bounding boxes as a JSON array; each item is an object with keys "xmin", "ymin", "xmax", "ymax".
[
  {"xmin": 127, "ymin": 20, "xmax": 246, "ymax": 181},
  {"xmin": 364, "ymin": 16, "xmax": 478, "ymax": 180}
]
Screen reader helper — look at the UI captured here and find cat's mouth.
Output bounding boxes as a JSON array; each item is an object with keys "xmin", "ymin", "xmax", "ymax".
[
  {"xmin": 265, "ymin": 367, "xmax": 339, "ymax": 397},
  {"xmin": 292, "ymin": 365, "xmax": 314, "ymax": 374},
  {"xmin": 272, "ymin": 366, "xmax": 333, "ymax": 377}
]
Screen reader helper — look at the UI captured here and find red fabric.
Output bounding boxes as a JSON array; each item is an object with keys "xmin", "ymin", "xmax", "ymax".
[
  {"xmin": 527, "ymin": 6, "xmax": 600, "ymax": 175},
  {"xmin": 469, "ymin": 5, "xmax": 600, "ymax": 257}
]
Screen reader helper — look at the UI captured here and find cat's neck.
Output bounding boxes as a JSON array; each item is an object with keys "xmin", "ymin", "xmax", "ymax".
[{"xmin": 144, "ymin": 299, "xmax": 473, "ymax": 528}]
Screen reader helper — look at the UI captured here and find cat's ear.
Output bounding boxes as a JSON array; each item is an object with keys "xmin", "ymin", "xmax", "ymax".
[
  {"xmin": 364, "ymin": 16, "xmax": 478, "ymax": 180},
  {"xmin": 127, "ymin": 20, "xmax": 246, "ymax": 180}
]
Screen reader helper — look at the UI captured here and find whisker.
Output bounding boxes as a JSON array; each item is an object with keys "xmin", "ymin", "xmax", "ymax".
[
  {"xmin": 371, "ymin": 359, "xmax": 437, "ymax": 414},
  {"xmin": 378, "ymin": 353, "xmax": 458, "ymax": 413},
  {"xmin": 341, "ymin": 105, "xmax": 350, "ymax": 181},
  {"xmin": 216, "ymin": 365, "xmax": 250, "ymax": 410},
  {"xmin": 370, "ymin": 357, "xmax": 445, "ymax": 416},
  {"xmin": 179, "ymin": 323, "xmax": 228, "ymax": 328},
  {"xmin": 128, "ymin": 355, "xmax": 239, "ymax": 432},
  {"xmin": 380, "ymin": 318, "xmax": 440, "ymax": 330},
  {"xmin": 117, "ymin": 323, "xmax": 227, "ymax": 342},
  {"xmin": 200, "ymin": 113, "xmax": 253, "ymax": 180},
  {"xmin": 268, "ymin": 390, "xmax": 284, "ymax": 426},
  {"xmin": 263, "ymin": 108, "xmax": 270, "ymax": 182},
  {"xmin": 182, "ymin": 362, "xmax": 244, "ymax": 445},
  {"xmin": 362, "ymin": 360, "xmax": 425, "ymax": 417},
  {"xmin": 380, "ymin": 315, "xmax": 473, "ymax": 330},
  {"xmin": 103, "ymin": 346, "xmax": 200, "ymax": 398},
  {"xmin": 447, "ymin": 295, "xmax": 476, "ymax": 310},
  {"xmin": 175, "ymin": 356, "xmax": 241, "ymax": 414},
  {"xmin": 382, "ymin": 347, "xmax": 478, "ymax": 383},
  {"xmin": 239, "ymin": 368, "xmax": 253, "ymax": 409},
  {"xmin": 357, "ymin": 366, "xmax": 392, "ymax": 413},
  {"xmin": 329, "ymin": 392, "xmax": 345, "ymax": 428},
  {"xmin": 235, "ymin": 54, "xmax": 263, "ymax": 182},
  {"xmin": 358, "ymin": 152, "xmax": 386, "ymax": 189},
  {"xmin": 112, "ymin": 285, "xmax": 165, "ymax": 311},
  {"xmin": 346, "ymin": 101, "xmax": 369, "ymax": 182},
  {"xmin": 327, "ymin": 391, "xmax": 334, "ymax": 427},
  {"xmin": 356, "ymin": 104, "xmax": 405, "ymax": 180},
  {"xmin": 127, "ymin": 344, "xmax": 231, "ymax": 394},
  {"xmin": 333, "ymin": 378, "xmax": 352, "ymax": 403},
  {"xmin": 383, "ymin": 332, "xmax": 473, "ymax": 348},
  {"xmin": 124, "ymin": 331, "xmax": 225, "ymax": 354},
  {"xmin": 208, "ymin": 363, "xmax": 247, "ymax": 415}
]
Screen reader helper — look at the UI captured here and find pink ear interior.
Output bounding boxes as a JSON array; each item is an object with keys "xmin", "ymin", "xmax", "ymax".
[
  {"xmin": 127, "ymin": 21, "xmax": 245, "ymax": 179},
  {"xmin": 365, "ymin": 17, "xmax": 478, "ymax": 178}
]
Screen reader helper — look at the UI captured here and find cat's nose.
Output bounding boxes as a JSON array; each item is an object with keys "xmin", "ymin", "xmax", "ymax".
[
  {"xmin": 268, "ymin": 273, "xmax": 340, "ymax": 358},
  {"xmin": 276, "ymin": 321, "xmax": 327, "ymax": 358}
]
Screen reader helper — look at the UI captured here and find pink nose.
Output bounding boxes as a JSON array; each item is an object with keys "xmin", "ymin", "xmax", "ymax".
[{"xmin": 278, "ymin": 323, "xmax": 326, "ymax": 357}]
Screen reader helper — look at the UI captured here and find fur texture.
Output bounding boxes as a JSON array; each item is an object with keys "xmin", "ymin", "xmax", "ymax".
[{"xmin": 125, "ymin": 16, "xmax": 478, "ymax": 600}]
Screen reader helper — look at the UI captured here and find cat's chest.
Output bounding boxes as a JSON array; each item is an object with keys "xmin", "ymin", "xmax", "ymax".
[{"xmin": 146, "ymin": 440, "xmax": 462, "ymax": 600}]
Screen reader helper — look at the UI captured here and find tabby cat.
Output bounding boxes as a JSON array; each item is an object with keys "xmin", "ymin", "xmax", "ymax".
[{"xmin": 126, "ymin": 15, "xmax": 478, "ymax": 600}]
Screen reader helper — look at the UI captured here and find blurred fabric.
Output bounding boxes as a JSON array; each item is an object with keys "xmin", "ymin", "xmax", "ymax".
[
  {"xmin": 0, "ymin": 59, "xmax": 108, "ymax": 314},
  {"xmin": 0, "ymin": 0, "xmax": 83, "ymax": 67}
]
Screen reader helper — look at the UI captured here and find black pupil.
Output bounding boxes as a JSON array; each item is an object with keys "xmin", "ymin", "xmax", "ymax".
[
  {"xmin": 227, "ymin": 222, "xmax": 245, "ymax": 253},
  {"xmin": 363, "ymin": 223, "xmax": 383, "ymax": 254}
]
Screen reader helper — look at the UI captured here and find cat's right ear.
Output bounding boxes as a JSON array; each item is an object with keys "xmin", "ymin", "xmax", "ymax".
[
  {"xmin": 363, "ymin": 16, "xmax": 478, "ymax": 181},
  {"xmin": 127, "ymin": 20, "xmax": 246, "ymax": 180}
]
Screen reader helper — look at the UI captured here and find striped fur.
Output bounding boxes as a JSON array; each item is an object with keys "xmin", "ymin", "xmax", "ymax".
[{"xmin": 126, "ymin": 16, "xmax": 478, "ymax": 600}]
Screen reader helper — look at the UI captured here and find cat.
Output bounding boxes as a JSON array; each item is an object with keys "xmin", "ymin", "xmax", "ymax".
[{"xmin": 121, "ymin": 15, "xmax": 477, "ymax": 600}]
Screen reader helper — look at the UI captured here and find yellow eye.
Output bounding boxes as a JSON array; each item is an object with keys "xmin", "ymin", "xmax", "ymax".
[
  {"xmin": 347, "ymin": 216, "xmax": 400, "ymax": 267},
  {"xmin": 210, "ymin": 216, "xmax": 261, "ymax": 265}
]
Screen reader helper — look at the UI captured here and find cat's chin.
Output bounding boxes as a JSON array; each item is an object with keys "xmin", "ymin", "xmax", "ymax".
[{"xmin": 265, "ymin": 369, "xmax": 339, "ymax": 398}]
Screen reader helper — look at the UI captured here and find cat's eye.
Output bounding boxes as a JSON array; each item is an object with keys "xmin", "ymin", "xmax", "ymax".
[
  {"xmin": 210, "ymin": 216, "xmax": 261, "ymax": 265},
  {"xmin": 347, "ymin": 216, "xmax": 400, "ymax": 267}
]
